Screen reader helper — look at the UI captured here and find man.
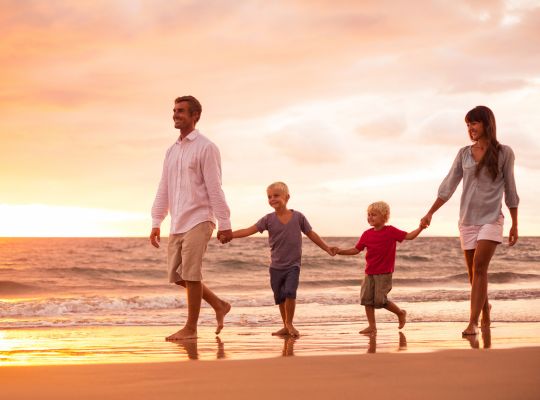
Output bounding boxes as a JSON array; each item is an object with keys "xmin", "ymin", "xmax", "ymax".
[{"xmin": 150, "ymin": 95, "xmax": 233, "ymax": 340}]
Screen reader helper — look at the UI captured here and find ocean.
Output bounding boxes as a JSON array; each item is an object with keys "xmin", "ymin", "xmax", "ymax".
[{"xmin": 1, "ymin": 236, "xmax": 539, "ymax": 330}]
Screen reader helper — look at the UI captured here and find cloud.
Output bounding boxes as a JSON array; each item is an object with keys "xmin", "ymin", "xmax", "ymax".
[
  {"xmin": 266, "ymin": 123, "xmax": 342, "ymax": 164},
  {"xmin": 356, "ymin": 114, "xmax": 407, "ymax": 139}
]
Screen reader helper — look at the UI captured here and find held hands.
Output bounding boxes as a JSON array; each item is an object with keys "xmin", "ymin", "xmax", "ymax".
[
  {"xmin": 327, "ymin": 246, "xmax": 339, "ymax": 256},
  {"xmin": 420, "ymin": 213, "xmax": 432, "ymax": 229},
  {"xmin": 217, "ymin": 229, "xmax": 233, "ymax": 244}
]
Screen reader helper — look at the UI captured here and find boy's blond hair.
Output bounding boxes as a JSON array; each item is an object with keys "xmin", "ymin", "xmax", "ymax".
[
  {"xmin": 367, "ymin": 201, "xmax": 390, "ymax": 223},
  {"xmin": 267, "ymin": 181, "xmax": 289, "ymax": 196}
]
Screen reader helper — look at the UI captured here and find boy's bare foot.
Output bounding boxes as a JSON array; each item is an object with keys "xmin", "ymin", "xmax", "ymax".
[
  {"xmin": 462, "ymin": 323, "xmax": 479, "ymax": 336},
  {"xmin": 215, "ymin": 301, "xmax": 231, "ymax": 335},
  {"xmin": 359, "ymin": 326, "xmax": 377, "ymax": 334},
  {"xmin": 166, "ymin": 327, "xmax": 197, "ymax": 341},
  {"xmin": 481, "ymin": 303, "xmax": 492, "ymax": 328},
  {"xmin": 286, "ymin": 324, "xmax": 300, "ymax": 337},
  {"xmin": 272, "ymin": 327, "xmax": 289, "ymax": 336},
  {"xmin": 398, "ymin": 310, "xmax": 407, "ymax": 329}
]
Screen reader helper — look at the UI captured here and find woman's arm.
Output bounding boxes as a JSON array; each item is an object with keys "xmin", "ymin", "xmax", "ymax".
[
  {"xmin": 508, "ymin": 207, "xmax": 518, "ymax": 246},
  {"xmin": 421, "ymin": 197, "xmax": 447, "ymax": 227}
]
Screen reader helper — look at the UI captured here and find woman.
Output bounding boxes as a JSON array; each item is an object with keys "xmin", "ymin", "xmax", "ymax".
[{"xmin": 421, "ymin": 105, "xmax": 519, "ymax": 336}]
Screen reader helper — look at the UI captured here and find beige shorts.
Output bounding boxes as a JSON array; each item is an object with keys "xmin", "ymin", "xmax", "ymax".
[
  {"xmin": 167, "ymin": 221, "xmax": 215, "ymax": 283},
  {"xmin": 360, "ymin": 273, "xmax": 393, "ymax": 309},
  {"xmin": 459, "ymin": 214, "xmax": 504, "ymax": 250}
]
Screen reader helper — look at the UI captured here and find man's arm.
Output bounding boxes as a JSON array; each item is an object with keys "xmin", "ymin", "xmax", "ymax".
[
  {"xmin": 150, "ymin": 152, "xmax": 170, "ymax": 248},
  {"xmin": 200, "ymin": 143, "xmax": 232, "ymax": 239},
  {"xmin": 150, "ymin": 228, "xmax": 161, "ymax": 248}
]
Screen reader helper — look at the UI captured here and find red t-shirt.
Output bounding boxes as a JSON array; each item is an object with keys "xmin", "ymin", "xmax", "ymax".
[{"xmin": 355, "ymin": 225, "xmax": 407, "ymax": 275}]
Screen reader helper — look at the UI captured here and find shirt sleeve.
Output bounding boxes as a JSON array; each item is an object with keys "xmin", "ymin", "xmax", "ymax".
[
  {"xmin": 201, "ymin": 142, "xmax": 232, "ymax": 231},
  {"xmin": 298, "ymin": 212, "xmax": 313, "ymax": 235},
  {"xmin": 255, "ymin": 215, "xmax": 268, "ymax": 233},
  {"xmin": 437, "ymin": 147, "xmax": 465, "ymax": 201},
  {"xmin": 355, "ymin": 232, "xmax": 367, "ymax": 251},
  {"xmin": 151, "ymin": 149, "xmax": 170, "ymax": 228},
  {"xmin": 389, "ymin": 226, "xmax": 407, "ymax": 242},
  {"xmin": 502, "ymin": 146, "xmax": 520, "ymax": 208}
]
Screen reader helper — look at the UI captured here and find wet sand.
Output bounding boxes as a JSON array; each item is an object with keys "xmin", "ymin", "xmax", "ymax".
[{"xmin": 1, "ymin": 347, "xmax": 539, "ymax": 400}]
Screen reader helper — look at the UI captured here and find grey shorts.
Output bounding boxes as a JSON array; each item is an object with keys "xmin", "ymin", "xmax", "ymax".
[
  {"xmin": 269, "ymin": 266, "xmax": 300, "ymax": 305},
  {"xmin": 360, "ymin": 273, "xmax": 393, "ymax": 308}
]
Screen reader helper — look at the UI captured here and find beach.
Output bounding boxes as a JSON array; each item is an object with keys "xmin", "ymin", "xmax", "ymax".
[
  {"xmin": 2, "ymin": 346, "xmax": 539, "ymax": 400},
  {"xmin": 1, "ymin": 237, "xmax": 539, "ymax": 397}
]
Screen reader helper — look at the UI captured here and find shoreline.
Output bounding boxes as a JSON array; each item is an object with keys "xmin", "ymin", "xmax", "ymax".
[
  {"xmin": 2, "ymin": 321, "xmax": 539, "ymax": 366},
  {"xmin": 2, "ymin": 347, "xmax": 539, "ymax": 400}
]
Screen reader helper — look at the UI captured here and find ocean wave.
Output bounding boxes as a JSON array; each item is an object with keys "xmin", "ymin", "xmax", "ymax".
[
  {"xmin": 0, "ymin": 281, "xmax": 39, "ymax": 295},
  {"xmin": 41, "ymin": 267, "xmax": 165, "ymax": 279},
  {"xmin": 2, "ymin": 288, "xmax": 539, "ymax": 319},
  {"xmin": 0, "ymin": 295, "xmax": 184, "ymax": 317}
]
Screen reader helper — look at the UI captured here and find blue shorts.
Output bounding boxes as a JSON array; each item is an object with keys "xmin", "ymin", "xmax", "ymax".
[{"xmin": 269, "ymin": 266, "xmax": 300, "ymax": 305}]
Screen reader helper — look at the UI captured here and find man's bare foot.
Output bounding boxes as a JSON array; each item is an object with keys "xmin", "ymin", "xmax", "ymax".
[
  {"xmin": 166, "ymin": 327, "xmax": 197, "ymax": 341},
  {"xmin": 286, "ymin": 324, "xmax": 300, "ymax": 337},
  {"xmin": 462, "ymin": 323, "xmax": 479, "ymax": 336},
  {"xmin": 398, "ymin": 310, "xmax": 407, "ymax": 329},
  {"xmin": 481, "ymin": 303, "xmax": 492, "ymax": 328},
  {"xmin": 272, "ymin": 327, "xmax": 290, "ymax": 336},
  {"xmin": 359, "ymin": 326, "xmax": 377, "ymax": 334},
  {"xmin": 215, "ymin": 301, "xmax": 231, "ymax": 335}
]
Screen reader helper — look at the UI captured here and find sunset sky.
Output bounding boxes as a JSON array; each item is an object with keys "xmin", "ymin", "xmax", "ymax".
[{"xmin": 1, "ymin": 0, "xmax": 539, "ymax": 237}]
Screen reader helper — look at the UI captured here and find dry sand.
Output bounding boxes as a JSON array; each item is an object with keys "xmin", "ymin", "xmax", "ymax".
[{"xmin": 2, "ymin": 347, "xmax": 539, "ymax": 400}]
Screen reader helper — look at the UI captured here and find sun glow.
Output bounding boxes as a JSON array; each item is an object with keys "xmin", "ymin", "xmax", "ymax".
[{"xmin": 0, "ymin": 204, "xmax": 148, "ymax": 237}]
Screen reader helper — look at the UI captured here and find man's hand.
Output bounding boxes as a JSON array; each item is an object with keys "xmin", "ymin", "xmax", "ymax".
[
  {"xmin": 217, "ymin": 229, "xmax": 233, "ymax": 244},
  {"xmin": 150, "ymin": 228, "xmax": 161, "ymax": 248}
]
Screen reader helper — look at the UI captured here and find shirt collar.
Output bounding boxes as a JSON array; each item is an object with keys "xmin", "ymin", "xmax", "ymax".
[{"xmin": 176, "ymin": 129, "xmax": 200, "ymax": 144}]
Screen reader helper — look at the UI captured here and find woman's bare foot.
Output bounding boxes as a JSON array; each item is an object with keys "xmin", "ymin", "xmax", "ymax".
[
  {"xmin": 462, "ymin": 323, "xmax": 479, "ymax": 336},
  {"xmin": 481, "ymin": 303, "xmax": 492, "ymax": 328},
  {"xmin": 272, "ymin": 327, "xmax": 290, "ymax": 336},
  {"xmin": 215, "ymin": 301, "xmax": 231, "ymax": 335},
  {"xmin": 286, "ymin": 324, "xmax": 300, "ymax": 337},
  {"xmin": 359, "ymin": 326, "xmax": 377, "ymax": 334},
  {"xmin": 166, "ymin": 327, "xmax": 197, "ymax": 341},
  {"xmin": 398, "ymin": 310, "xmax": 407, "ymax": 329}
]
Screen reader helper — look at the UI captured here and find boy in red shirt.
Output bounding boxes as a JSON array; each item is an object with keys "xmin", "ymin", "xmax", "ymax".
[{"xmin": 335, "ymin": 201, "xmax": 425, "ymax": 334}]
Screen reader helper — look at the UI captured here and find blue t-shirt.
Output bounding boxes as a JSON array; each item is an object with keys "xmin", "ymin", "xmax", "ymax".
[{"xmin": 255, "ymin": 210, "xmax": 312, "ymax": 270}]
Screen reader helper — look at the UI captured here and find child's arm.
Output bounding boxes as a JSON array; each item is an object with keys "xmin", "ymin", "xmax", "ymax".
[
  {"xmin": 305, "ymin": 230, "xmax": 334, "ymax": 256},
  {"xmin": 336, "ymin": 247, "xmax": 361, "ymax": 256},
  {"xmin": 404, "ymin": 223, "xmax": 425, "ymax": 241},
  {"xmin": 232, "ymin": 225, "xmax": 259, "ymax": 239}
]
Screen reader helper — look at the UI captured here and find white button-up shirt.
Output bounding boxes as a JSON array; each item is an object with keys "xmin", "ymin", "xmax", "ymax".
[{"xmin": 151, "ymin": 129, "xmax": 231, "ymax": 234}]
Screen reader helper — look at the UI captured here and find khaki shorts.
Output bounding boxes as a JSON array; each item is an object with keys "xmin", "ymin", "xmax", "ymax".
[
  {"xmin": 459, "ymin": 214, "xmax": 504, "ymax": 250},
  {"xmin": 167, "ymin": 221, "xmax": 214, "ymax": 283},
  {"xmin": 360, "ymin": 273, "xmax": 393, "ymax": 309}
]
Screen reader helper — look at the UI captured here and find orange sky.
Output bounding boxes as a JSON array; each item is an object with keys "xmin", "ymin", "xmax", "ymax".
[{"xmin": 1, "ymin": 0, "xmax": 539, "ymax": 237}]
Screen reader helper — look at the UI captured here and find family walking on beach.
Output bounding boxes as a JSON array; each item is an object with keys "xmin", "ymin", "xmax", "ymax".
[{"xmin": 150, "ymin": 95, "xmax": 519, "ymax": 341}]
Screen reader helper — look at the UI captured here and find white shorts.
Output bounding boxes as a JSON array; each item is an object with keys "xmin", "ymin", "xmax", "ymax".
[{"xmin": 458, "ymin": 214, "xmax": 504, "ymax": 250}]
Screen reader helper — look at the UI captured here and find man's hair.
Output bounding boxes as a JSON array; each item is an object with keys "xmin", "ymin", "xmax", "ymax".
[
  {"xmin": 267, "ymin": 181, "xmax": 290, "ymax": 196},
  {"xmin": 175, "ymin": 95, "xmax": 202, "ymax": 122},
  {"xmin": 367, "ymin": 201, "xmax": 390, "ymax": 223}
]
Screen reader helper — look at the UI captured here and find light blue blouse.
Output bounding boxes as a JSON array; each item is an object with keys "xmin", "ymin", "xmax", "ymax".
[{"xmin": 438, "ymin": 145, "xmax": 519, "ymax": 225}]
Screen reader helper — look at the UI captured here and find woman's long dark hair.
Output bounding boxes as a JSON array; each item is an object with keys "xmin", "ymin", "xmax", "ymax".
[{"xmin": 465, "ymin": 105, "xmax": 500, "ymax": 181}]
